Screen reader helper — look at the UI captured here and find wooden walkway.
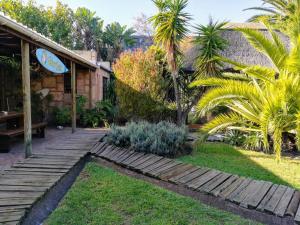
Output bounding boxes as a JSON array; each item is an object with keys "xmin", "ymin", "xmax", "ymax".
[
  {"xmin": 92, "ymin": 142, "xmax": 300, "ymax": 225},
  {"xmin": 0, "ymin": 130, "xmax": 105, "ymax": 225}
]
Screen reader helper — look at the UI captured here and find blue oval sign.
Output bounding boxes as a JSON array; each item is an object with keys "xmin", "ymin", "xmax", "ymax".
[{"xmin": 36, "ymin": 49, "xmax": 68, "ymax": 74}]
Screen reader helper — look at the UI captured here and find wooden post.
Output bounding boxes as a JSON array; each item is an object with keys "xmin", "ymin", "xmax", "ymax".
[
  {"xmin": 71, "ymin": 62, "xmax": 76, "ymax": 133},
  {"xmin": 21, "ymin": 40, "xmax": 32, "ymax": 158},
  {"xmin": 89, "ymin": 69, "xmax": 92, "ymax": 109}
]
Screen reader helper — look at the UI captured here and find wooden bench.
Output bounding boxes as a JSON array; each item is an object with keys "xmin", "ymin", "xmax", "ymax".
[{"xmin": 0, "ymin": 122, "xmax": 47, "ymax": 152}]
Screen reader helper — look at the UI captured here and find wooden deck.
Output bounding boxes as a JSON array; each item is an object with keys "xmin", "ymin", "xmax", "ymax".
[
  {"xmin": 0, "ymin": 130, "xmax": 105, "ymax": 225},
  {"xmin": 92, "ymin": 143, "xmax": 300, "ymax": 225}
]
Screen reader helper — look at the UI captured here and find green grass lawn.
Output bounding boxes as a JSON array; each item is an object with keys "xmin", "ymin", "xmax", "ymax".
[
  {"xmin": 179, "ymin": 142, "xmax": 300, "ymax": 190},
  {"xmin": 46, "ymin": 163, "xmax": 259, "ymax": 225}
]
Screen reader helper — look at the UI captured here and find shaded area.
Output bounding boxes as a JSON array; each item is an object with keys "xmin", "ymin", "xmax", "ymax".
[
  {"xmin": 45, "ymin": 163, "xmax": 259, "ymax": 225},
  {"xmin": 179, "ymin": 143, "xmax": 300, "ymax": 190}
]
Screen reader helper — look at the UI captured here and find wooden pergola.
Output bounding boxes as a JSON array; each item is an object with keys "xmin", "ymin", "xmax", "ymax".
[{"xmin": 0, "ymin": 14, "xmax": 98, "ymax": 158}]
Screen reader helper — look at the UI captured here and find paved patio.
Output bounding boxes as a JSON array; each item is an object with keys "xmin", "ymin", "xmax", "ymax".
[{"xmin": 0, "ymin": 128, "xmax": 108, "ymax": 171}]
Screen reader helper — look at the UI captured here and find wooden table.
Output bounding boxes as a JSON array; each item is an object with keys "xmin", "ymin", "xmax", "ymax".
[{"xmin": 0, "ymin": 112, "xmax": 23, "ymax": 129}]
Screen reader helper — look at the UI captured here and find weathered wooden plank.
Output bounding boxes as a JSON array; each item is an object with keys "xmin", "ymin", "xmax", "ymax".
[
  {"xmin": 142, "ymin": 158, "xmax": 174, "ymax": 174},
  {"xmin": 219, "ymin": 177, "xmax": 247, "ymax": 199},
  {"xmin": 0, "ymin": 179, "xmax": 54, "ymax": 187},
  {"xmin": 231, "ymin": 180, "xmax": 262, "ymax": 205},
  {"xmin": 0, "ymin": 210, "xmax": 25, "ymax": 222},
  {"xmin": 110, "ymin": 148, "xmax": 126, "ymax": 161},
  {"xmin": 121, "ymin": 153, "xmax": 145, "ymax": 166},
  {"xmin": 176, "ymin": 168, "xmax": 210, "ymax": 185},
  {"xmin": 160, "ymin": 164, "xmax": 195, "ymax": 181},
  {"xmin": 295, "ymin": 202, "xmax": 300, "ymax": 224},
  {"xmin": 115, "ymin": 151, "xmax": 135, "ymax": 164},
  {"xmin": 99, "ymin": 145, "xmax": 116, "ymax": 157},
  {"xmin": 264, "ymin": 185, "xmax": 287, "ymax": 214},
  {"xmin": 128, "ymin": 155, "xmax": 156, "ymax": 168},
  {"xmin": 135, "ymin": 156, "xmax": 163, "ymax": 171},
  {"xmin": 286, "ymin": 191, "xmax": 300, "ymax": 217},
  {"xmin": 150, "ymin": 161, "xmax": 182, "ymax": 177},
  {"xmin": 0, "ymin": 192, "xmax": 42, "ymax": 199},
  {"xmin": 168, "ymin": 166, "xmax": 200, "ymax": 183},
  {"xmin": 210, "ymin": 175, "xmax": 238, "ymax": 197},
  {"xmin": 240, "ymin": 181, "xmax": 273, "ymax": 209},
  {"xmin": 199, "ymin": 173, "xmax": 232, "ymax": 193},
  {"xmin": 0, "ymin": 198, "xmax": 36, "ymax": 206},
  {"xmin": 5, "ymin": 167, "xmax": 68, "ymax": 173},
  {"xmin": 0, "ymin": 185, "xmax": 47, "ymax": 192},
  {"xmin": 102, "ymin": 147, "xmax": 121, "ymax": 160},
  {"xmin": 274, "ymin": 187, "xmax": 295, "ymax": 217},
  {"xmin": 12, "ymin": 164, "xmax": 72, "ymax": 170},
  {"xmin": 187, "ymin": 170, "xmax": 221, "ymax": 190},
  {"xmin": 226, "ymin": 178, "xmax": 252, "ymax": 201}
]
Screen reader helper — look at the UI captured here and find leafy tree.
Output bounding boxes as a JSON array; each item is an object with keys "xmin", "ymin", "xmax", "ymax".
[
  {"xmin": 133, "ymin": 13, "xmax": 154, "ymax": 36},
  {"xmin": 246, "ymin": 0, "xmax": 300, "ymax": 42},
  {"xmin": 150, "ymin": 0, "xmax": 191, "ymax": 125},
  {"xmin": 103, "ymin": 22, "xmax": 136, "ymax": 61},
  {"xmin": 191, "ymin": 27, "xmax": 300, "ymax": 161}
]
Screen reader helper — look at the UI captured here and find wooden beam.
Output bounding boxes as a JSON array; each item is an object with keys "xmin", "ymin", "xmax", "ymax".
[
  {"xmin": 89, "ymin": 70, "xmax": 92, "ymax": 109},
  {"xmin": 71, "ymin": 62, "xmax": 76, "ymax": 133},
  {"xmin": 21, "ymin": 40, "xmax": 32, "ymax": 158}
]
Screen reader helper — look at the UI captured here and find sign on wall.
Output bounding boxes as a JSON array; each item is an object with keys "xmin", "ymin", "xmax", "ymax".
[{"xmin": 36, "ymin": 48, "xmax": 69, "ymax": 74}]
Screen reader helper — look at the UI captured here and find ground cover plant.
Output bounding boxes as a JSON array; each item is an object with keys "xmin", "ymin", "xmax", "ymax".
[
  {"xmin": 179, "ymin": 142, "xmax": 300, "ymax": 190},
  {"xmin": 105, "ymin": 121, "xmax": 189, "ymax": 157},
  {"xmin": 45, "ymin": 163, "xmax": 260, "ymax": 225}
]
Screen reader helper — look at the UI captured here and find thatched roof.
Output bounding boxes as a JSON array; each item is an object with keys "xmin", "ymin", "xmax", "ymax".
[
  {"xmin": 183, "ymin": 27, "xmax": 290, "ymax": 71},
  {"xmin": 129, "ymin": 23, "xmax": 291, "ymax": 71}
]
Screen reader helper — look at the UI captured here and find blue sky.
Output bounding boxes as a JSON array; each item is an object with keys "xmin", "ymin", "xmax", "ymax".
[{"xmin": 33, "ymin": 0, "xmax": 263, "ymax": 27}]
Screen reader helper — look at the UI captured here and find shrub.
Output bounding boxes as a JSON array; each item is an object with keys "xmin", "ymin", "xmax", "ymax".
[
  {"xmin": 76, "ymin": 95, "xmax": 87, "ymax": 117},
  {"xmin": 113, "ymin": 48, "xmax": 175, "ymax": 122},
  {"xmin": 53, "ymin": 107, "xmax": 71, "ymax": 126},
  {"xmin": 105, "ymin": 121, "xmax": 189, "ymax": 157}
]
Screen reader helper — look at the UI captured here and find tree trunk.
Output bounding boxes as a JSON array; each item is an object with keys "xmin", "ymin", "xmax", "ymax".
[{"xmin": 172, "ymin": 71, "xmax": 183, "ymax": 125}]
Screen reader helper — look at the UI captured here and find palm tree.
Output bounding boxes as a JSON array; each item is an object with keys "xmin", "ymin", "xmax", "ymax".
[
  {"xmin": 246, "ymin": 0, "xmax": 300, "ymax": 42},
  {"xmin": 150, "ymin": 0, "xmax": 191, "ymax": 125},
  {"xmin": 103, "ymin": 22, "xmax": 136, "ymax": 61},
  {"xmin": 191, "ymin": 27, "xmax": 300, "ymax": 161}
]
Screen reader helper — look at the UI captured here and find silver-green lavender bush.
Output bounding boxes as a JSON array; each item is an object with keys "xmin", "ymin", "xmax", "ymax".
[{"xmin": 105, "ymin": 121, "xmax": 188, "ymax": 156}]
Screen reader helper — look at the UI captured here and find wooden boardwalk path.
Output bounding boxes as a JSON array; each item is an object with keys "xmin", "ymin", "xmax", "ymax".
[
  {"xmin": 0, "ymin": 130, "xmax": 105, "ymax": 225},
  {"xmin": 92, "ymin": 142, "xmax": 300, "ymax": 225}
]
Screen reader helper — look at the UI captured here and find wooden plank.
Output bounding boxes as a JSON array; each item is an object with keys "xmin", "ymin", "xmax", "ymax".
[
  {"xmin": 95, "ymin": 143, "xmax": 110, "ymax": 155},
  {"xmin": 240, "ymin": 181, "xmax": 273, "ymax": 209},
  {"xmin": 0, "ymin": 185, "xmax": 47, "ymax": 192},
  {"xmin": 135, "ymin": 156, "xmax": 163, "ymax": 171},
  {"xmin": 231, "ymin": 180, "xmax": 262, "ymax": 204},
  {"xmin": 150, "ymin": 161, "xmax": 182, "ymax": 177},
  {"xmin": 5, "ymin": 167, "xmax": 68, "ymax": 173},
  {"xmin": 169, "ymin": 166, "xmax": 200, "ymax": 184},
  {"xmin": 0, "ymin": 198, "xmax": 36, "ymax": 206},
  {"xmin": 98, "ymin": 145, "xmax": 115, "ymax": 157},
  {"xmin": 160, "ymin": 164, "xmax": 196, "ymax": 181},
  {"xmin": 199, "ymin": 173, "xmax": 232, "ymax": 193},
  {"xmin": 0, "ymin": 210, "xmax": 25, "ymax": 223},
  {"xmin": 295, "ymin": 202, "xmax": 300, "ymax": 224},
  {"xmin": 0, "ymin": 192, "xmax": 42, "ymax": 199},
  {"xmin": 0, "ymin": 179, "xmax": 54, "ymax": 187},
  {"xmin": 112, "ymin": 149, "xmax": 130, "ymax": 162},
  {"xmin": 274, "ymin": 187, "xmax": 295, "ymax": 217},
  {"xmin": 187, "ymin": 170, "xmax": 221, "ymax": 190},
  {"xmin": 219, "ymin": 177, "xmax": 247, "ymax": 199},
  {"xmin": 128, "ymin": 155, "xmax": 156, "ymax": 168},
  {"xmin": 115, "ymin": 151, "xmax": 135, "ymax": 164},
  {"xmin": 121, "ymin": 152, "xmax": 145, "ymax": 166},
  {"xmin": 142, "ymin": 158, "xmax": 174, "ymax": 174},
  {"xmin": 286, "ymin": 191, "xmax": 300, "ymax": 217},
  {"xmin": 226, "ymin": 178, "xmax": 252, "ymax": 201},
  {"xmin": 210, "ymin": 175, "xmax": 239, "ymax": 197},
  {"xmin": 12, "ymin": 163, "xmax": 72, "ymax": 170},
  {"xmin": 257, "ymin": 185, "xmax": 278, "ymax": 212},
  {"xmin": 110, "ymin": 148, "xmax": 127, "ymax": 161},
  {"xmin": 101, "ymin": 147, "xmax": 120, "ymax": 160},
  {"xmin": 264, "ymin": 185, "xmax": 287, "ymax": 214},
  {"xmin": 176, "ymin": 168, "xmax": 210, "ymax": 185}
]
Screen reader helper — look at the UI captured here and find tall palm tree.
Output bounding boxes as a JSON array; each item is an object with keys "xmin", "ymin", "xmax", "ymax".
[
  {"xmin": 103, "ymin": 22, "xmax": 136, "ymax": 61},
  {"xmin": 246, "ymin": 0, "xmax": 300, "ymax": 42},
  {"xmin": 150, "ymin": 0, "xmax": 191, "ymax": 125},
  {"xmin": 191, "ymin": 27, "xmax": 300, "ymax": 162}
]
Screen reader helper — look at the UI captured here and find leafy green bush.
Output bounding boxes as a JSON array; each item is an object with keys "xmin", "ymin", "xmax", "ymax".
[
  {"xmin": 82, "ymin": 108, "xmax": 103, "ymax": 128},
  {"xmin": 53, "ymin": 107, "xmax": 71, "ymax": 126},
  {"xmin": 224, "ymin": 130, "xmax": 246, "ymax": 147},
  {"xmin": 76, "ymin": 95, "xmax": 87, "ymax": 117},
  {"xmin": 105, "ymin": 121, "xmax": 189, "ymax": 157}
]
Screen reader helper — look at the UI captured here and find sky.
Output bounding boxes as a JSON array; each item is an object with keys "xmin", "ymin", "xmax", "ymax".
[{"xmin": 31, "ymin": 0, "xmax": 263, "ymax": 27}]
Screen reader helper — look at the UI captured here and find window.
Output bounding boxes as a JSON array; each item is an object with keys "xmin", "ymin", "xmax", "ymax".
[
  {"xmin": 64, "ymin": 74, "xmax": 71, "ymax": 93},
  {"xmin": 103, "ymin": 77, "xmax": 109, "ymax": 100}
]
